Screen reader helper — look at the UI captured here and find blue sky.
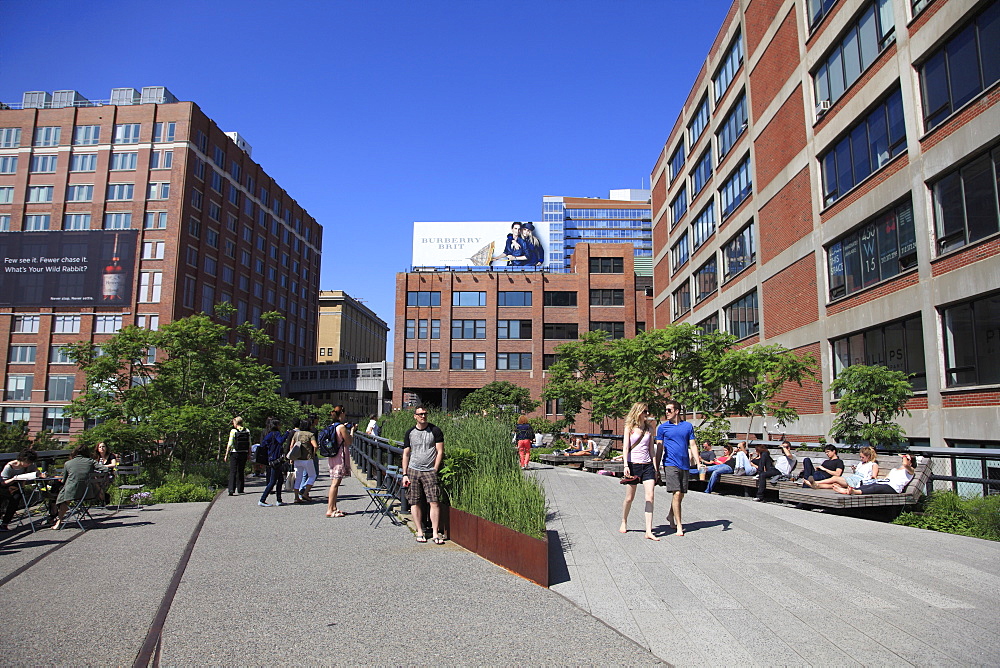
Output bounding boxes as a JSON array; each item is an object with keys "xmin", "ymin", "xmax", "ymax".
[{"xmin": 1, "ymin": 0, "xmax": 731, "ymax": 346}]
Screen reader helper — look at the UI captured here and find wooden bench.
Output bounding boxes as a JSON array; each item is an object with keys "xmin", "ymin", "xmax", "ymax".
[
  {"xmin": 539, "ymin": 439, "xmax": 615, "ymax": 469},
  {"xmin": 778, "ymin": 459, "xmax": 931, "ymax": 509}
]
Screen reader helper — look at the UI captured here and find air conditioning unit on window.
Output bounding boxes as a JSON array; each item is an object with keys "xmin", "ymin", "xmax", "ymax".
[{"xmin": 815, "ymin": 99, "xmax": 832, "ymax": 119}]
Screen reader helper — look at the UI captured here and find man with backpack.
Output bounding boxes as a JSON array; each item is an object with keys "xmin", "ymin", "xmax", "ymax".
[{"xmin": 224, "ymin": 416, "xmax": 252, "ymax": 496}]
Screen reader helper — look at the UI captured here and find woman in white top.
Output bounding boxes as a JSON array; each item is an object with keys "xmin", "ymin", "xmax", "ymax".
[
  {"xmin": 620, "ymin": 402, "xmax": 663, "ymax": 541},
  {"xmin": 834, "ymin": 452, "xmax": 915, "ymax": 495},
  {"xmin": 805, "ymin": 446, "xmax": 879, "ymax": 490}
]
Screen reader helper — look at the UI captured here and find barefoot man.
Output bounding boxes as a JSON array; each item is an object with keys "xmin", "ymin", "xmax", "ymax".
[{"xmin": 655, "ymin": 399, "xmax": 700, "ymax": 536}]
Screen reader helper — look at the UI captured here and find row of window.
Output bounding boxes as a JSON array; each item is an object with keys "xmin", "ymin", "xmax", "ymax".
[
  {"xmin": 0, "ymin": 181, "xmax": 171, "ymax": 204},
  {"xmin": 6, "ymin": 374, "xmax": 79, "ymax": 401},
  {"xmin": 671, "ymin": 149, "xmax": 752, "ymax": 228},
  {"xmin": 2, "ymin": 406, "xmax": 71, "ymax": 433},
  {"xmin": 0, "ymin": 122, "xmax": 175, "ymax": 149},
  {"xmin": 10, "ymin": 314, "xmax": 123, "ymax": 335},
  {"xmin": 406, "ymin": 289, "xmax": 629, "ymax": 308},
  {"xmin": 0, "ymin": 150, "xmax": 173, "ymax": 175},
  {"xmin": 673, "ymin": 219, "xmax": 755, "ymax": 280}
]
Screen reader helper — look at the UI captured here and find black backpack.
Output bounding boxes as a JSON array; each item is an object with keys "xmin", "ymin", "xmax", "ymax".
[
  {"xmin": 318, "ymin": 422, "xmax": 341, "ymax": 458},
  {"xmin": 253, "ymin": 435, "xmax": 271, "ymax": 465},
  {"xmin": 233, "ymin": 429, "xmax": 251, "ymax": 453}
]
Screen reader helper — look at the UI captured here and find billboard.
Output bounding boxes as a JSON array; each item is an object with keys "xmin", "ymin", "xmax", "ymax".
[
  {"xmin": 412, "ymin": 221, "xmax": 551, "ymax": 269},
  {"xmin": 0, "ymin": 230, "xmax": 138, "ymax": 307}
]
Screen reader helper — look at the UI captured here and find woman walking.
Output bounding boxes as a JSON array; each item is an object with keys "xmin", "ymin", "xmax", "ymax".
[
  {"xmin": 288, "ymin": 422, "xmax": 318, "ymax": 503},
  {"xmin": 325, "ymin": 407, "xmax": 354, "ymax": 517},
  {"xmin": 620, "ymin": 402, "xmax": 662, "ymax": 541},
  {"xmin": 258, "ymin": 418, "xmax": 287, "ymax": 507},
  {"xmin": 224, "ymin": 416, "xmax": 252, "ymax": 496},
  {"xmin": 514, "ymin": 415, "xmax": 535, "ymax": 469}
]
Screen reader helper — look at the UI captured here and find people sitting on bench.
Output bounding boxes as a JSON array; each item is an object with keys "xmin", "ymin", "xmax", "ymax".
[
  {"xmin": 731, "ymin": 441, "xmax": 756, "ymax": 475},
  {"xmin": 833, "ymin": 453, "xmax": 915, "ymax": 495},
  {"xmin": 752, "ymin": 442, "xmax": 782, "ymax": 502},
  {"xmin": 797, "ymin": 445, "xmax": 844, "ymax": 485},
  {"xmin": 703, "ymin": 444, "xmax": 736, "ymax": 494},
  {"xmin": 775, "ymin": 441, "xmax": 797, "ymax": 478},
  {"xmin": 566, "ymin": 436, "xmax": 596, "ymax": 456},
  {"xmin": 805, "ymin": 446, "xmax": 878, "ymax": 490}
]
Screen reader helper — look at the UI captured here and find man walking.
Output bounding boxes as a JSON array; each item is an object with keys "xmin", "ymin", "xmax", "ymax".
[
  {"xmin": 401, "ymin": 406, "xmax": 445, "ymax": 544},
  {"xmin": 655, "ymin": 400, "xmax": 700, "ymax": 537}
]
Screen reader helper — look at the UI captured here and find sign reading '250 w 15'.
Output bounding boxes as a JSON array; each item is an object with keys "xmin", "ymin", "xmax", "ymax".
[{"xmin": 0, "ymin": 230, "xmax": 138, "ymax": 307}]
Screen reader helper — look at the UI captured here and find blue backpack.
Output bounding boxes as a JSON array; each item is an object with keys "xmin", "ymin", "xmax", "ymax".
[{"xmin": 318, "ymin": 422, "xmax": 341, "ymax": 457}]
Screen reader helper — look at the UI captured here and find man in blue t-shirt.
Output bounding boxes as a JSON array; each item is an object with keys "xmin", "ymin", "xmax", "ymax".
[{"xmin": 655, "ymin": 399, "xmax": 700, "ymax": 537}]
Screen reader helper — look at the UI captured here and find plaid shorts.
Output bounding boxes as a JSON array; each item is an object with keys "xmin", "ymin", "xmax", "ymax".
[{"xmin": 405, "ymin": 469, "xmax": 442, "ymax": 505}]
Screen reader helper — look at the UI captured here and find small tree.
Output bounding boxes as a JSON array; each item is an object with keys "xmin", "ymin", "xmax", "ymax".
[
  {"xmin": 460, "ymin": 381, "xmax": 539, "ymax": 418},
  {"xmin": 830, "ymin": 364, "xmax": 913, "ymax": 448}
]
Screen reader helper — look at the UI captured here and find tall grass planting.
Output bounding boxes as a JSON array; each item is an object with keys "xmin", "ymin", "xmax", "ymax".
[
  {"xmin": 379, "ymin": 409, "xmax": 547, "ymax": 539},
  {"xmin": 894, "ymin": 491, "xmax": 1000, "ymax": 541}
]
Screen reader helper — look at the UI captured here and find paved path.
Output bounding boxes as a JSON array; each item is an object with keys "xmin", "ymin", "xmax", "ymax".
[{"xmin": 535, "ymin": 464, "xmax": 1000, "ymax": 667}]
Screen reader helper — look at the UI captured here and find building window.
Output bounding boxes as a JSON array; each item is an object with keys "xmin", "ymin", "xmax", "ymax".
[
  {"xmin": 43, "ymin": 407, "xmax": 71, "ymax": 434},
  {"xmin": 498, "ymin": 320, "xmax": 532, "ymax": 339},
  {"xmin": 33, "ymin": 126, "xmax": 61, "ymax": 147},
  {"xmin": 0, "ymin": 127, "xmax": 22, "ymax": 148},
  {"xmin": 104, "ymin": 213, "xmax": 132, "ymax": 229},
  {"xmin": 228, "ymin": 183, "xmax": 239, "ymax": 206},
  {"xmin": 139, "ymin": 272, "xmax": 162, "ymax": 303},
  {"xmin": 692, "ymin": 202, "xmax": 717, "ymax": 250},
  {"xmin": 717, "ymin": 93, "xmax": 748, "ymax": 160},
  {"xmin": 589, "ymin": 257, "xmax": 624, "ymax": 273},
  {"xmin": 203, "ymin": 256, "xmax": 218, "ymax": 276},
  {"xmin": 70, "ymin": 153, "xmax": 96, "ymax": 172},
  {"xmin": 191, "ymin": 189, "xmax": 203, "ymax": 210},
  {"xmin": 73, "ymin": 125, "xmax": 100, "ymax": 145},
  {"xmin": 451, "ymin": 320, "xmax": 486, "ymax": 339},
  {"xmin": 590, "ymin": 321, "xmax": 625, "ymax": 339},
  {"xmin": 62, "ymin": 213, "xmax": 89, "ymax": 230},
  {"xmin": 53, "ymin": 315, "xmax": 80, "ymax": 333},
  {"xmin": 30, "ymin": 154, "xmax": 58, "ymax": 173},
  {"xmin": 145, "ymin": 212, "xmax": 167, "ymax": 229},
  {"xmin": 6, "ymin": 374, "xmax": 33, "ymax": 401},
  {"xmin": 543, "ymin": 291, "xmax": 577, "ymax": 307},
  {"xmin": 0, "ymin": 155, "xmax": 17, "ymax": 173},
  {"xmin": 65, "ymin": 184, "xmax": 93, "ymax": 202},
  {"xmin": 47, "ymin": 375, "xmax": 75, "ymax": 401},
  {"xmin": 113, "ymin": 123, "xmax": 141, "ymax": 144},
  {"xmin": 0, "ymin": 215, "xmax": 8, "ymax": 231},
  {"xmin": 9, "ymin": 345, "xmax": 36, "ymax": 363},
  {"xmin": 24, "ymin": 214, "xmax": 50, "ymax": 231},
  {"xmin": 673, "ymin": 282, "xmax": 691, "ymax": 319},
  {"xmin": 150, "ymin": 150, "xmax": 173, "ymax": 169},
  {"xmin": 201, "ymin": 284, "xmax": 215, "ymax": 314},
  {"xmin": 406, "ymin": 291, "xmax": 441, "ymax": 307},
  {"xmin": 943, "ymin": 292, "xmax": 1000, "ymax": 387},
  {"xmin": 3, "ymin": 407, "xmax": 30, "ymax": 424},
  {"xmin": 49, "ymin": 346, "xmax": 72, "ymax": 364},
  {"xmin": 713, "ymin": 31, "xmax": 744, "ymax": 101},
  {"xmin": 452, "ymin": 291, "xmax": 487, "ymax": 306},
  {"xmin": 110, "ymin": 152, "xmax": 138, "ymax": 171},
  {"xmin": 834, "ymin": 315, "xmax": 926, "ymax": 390},
  {"xmin": 820, "ymin": 89, "xmax": 906, "ymax": 207},
  {"xmin": 208, "ymin": 202, "xmax": 222, "ymax": 221},
  {"xmin": 153, "ymin": 122, "xmax": 176, "ymax": 142},
  {"xmin": 725, "ymin": 290, "xmax": 759, "ymax": 340},
  {"xmin": 688, "ymin": 97, "xmax": 709, "ymax": 147},
  {"xmin": 808, "ymin": 0, "xmax": 838, "ymax": 29},
  {"xmin": 723, "ymin": 222, "xmax": 755, "ymax": 280},
  {"xmin": 671, "ymin": 186, "xmax": 688, "ymax": 225},
  {"xmin": 28, "ymin": 186, "xmax": 53, "ymax": 203},
  {"xmin": 828, "ymin": 199, "xmax": 916, "ymax": 300},
  {"xmin": 497, "ymin": 353, "xmax": 532, "ymax": 370},
  {"xmin": 14, "ymin": 315, "xmax": 40, "ymax": 333},
  {"xmin": 0, "ymin": 187, "xmax": 12, "ymax": 205},
  {"xmin": 543, "ymin": 323, "xmax": 579, "ymax": 339},
  {"xmin": 450, "ymin": 352, "xmax": 486, "ymax": 370},
  {"xmin": 698, "ymin": 313, "xmax": 719, "ymax": 333},
  {"xmin": 813, "ymin": 0, "xmax": 896, "ymax": 108},
  {"xmin": 590, "ymin": 289, "xmax": 624, "ymax": 306},
  {"xmin": 694, "ymin": 257, "xmax": 718, "ymax": 303},
  {"xmin": 720, "ymin": 156, "xmax": 752, "ymax": 219},
  {"xmin": 669, "ymin": 140, "xmax": 686, "ymax": 183},
  {"xmin": 107, "ymin": 183, "xmax": 134, "ymax": 201},
  {"xmin": 542, "ymin": 354, "xmax": 560, "ymax": 370},
  {"xmin": 691, "ymin": 150, "xmax": 713, "ymax": 196},
  {"xmin": 424, "ymin": 319, "xmax": 441, "ymax": 338},
  {"xmin": 545, "ymin": 398, "xmax": 565, "ymax": 416},
  {"xmin": 498, "ymin": 291, "xmax": 532, "ymax": 306},
  {"xmin": 671, "ymin": 232, "xmax": 690, "ymax": 273},
  {"xmin": 933, "ymin": 147, "xmax": 1000, "ymax": 254},
  {"xmin": 921, "ymin": 2, "xmax": 1000, "ymax": 131},
  {"xmin": 136, "ymin": 314, "xmax": 160, "ymax": 330},
  {"xmin": 210, "ymin": 171, "xmax": 223, "ymax": 193},
  {"xmin": 205, "ymin": 228, "xmax": 219, "ymax": 249}
]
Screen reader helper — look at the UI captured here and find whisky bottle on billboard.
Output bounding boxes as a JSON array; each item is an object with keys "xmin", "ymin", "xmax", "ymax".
[{"xmin": 103, "ymin": 233, "xmax": 125, "ymax": 300}]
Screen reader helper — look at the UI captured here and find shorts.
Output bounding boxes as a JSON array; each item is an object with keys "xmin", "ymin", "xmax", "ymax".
[
  {"xmin": 661, "ymin": 466, "xmax": 690, "ymax": 493},
  {"xmin": 625, "ymin": 461, "xmax": 656, "ymax": 484},
  {"xmin": 405, "ymin": 469, "xmax": 442, "ymax": 505}
]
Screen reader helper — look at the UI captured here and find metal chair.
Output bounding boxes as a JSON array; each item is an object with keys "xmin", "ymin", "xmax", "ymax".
[
  {"xmin": 58, "ymin": 470, "xmax": 110, "ymax": 530},
  {"xmin": 364, "ymin": 465, "xmax": 403, "ymax": 528},
  {"xmin": 114, "ymin": 465, "xmax": 146, "ymax": 511}
]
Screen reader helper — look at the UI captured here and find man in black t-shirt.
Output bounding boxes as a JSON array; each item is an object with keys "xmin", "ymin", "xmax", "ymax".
[
  {"xmin": 798, "ymin": 445, "xmax": 845, "ymax": 485},
  {"xmin": 401, "ymin": 406, "xmax": 445, "ymax": 544}
]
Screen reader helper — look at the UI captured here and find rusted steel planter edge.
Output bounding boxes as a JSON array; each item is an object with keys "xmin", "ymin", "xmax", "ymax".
[{"xmin": 446, "ymin": 507, "xmax": 549, "ymax": 587}]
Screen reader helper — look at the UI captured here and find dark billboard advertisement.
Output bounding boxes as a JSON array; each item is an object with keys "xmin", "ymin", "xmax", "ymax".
[{"xmin": 0, "ymin": 230, "xmax": 138, "ymax": 307}]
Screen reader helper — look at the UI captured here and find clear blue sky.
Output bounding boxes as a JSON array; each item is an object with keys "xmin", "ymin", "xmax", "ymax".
[{"xmin": 1, "ymin": 0, "xmax": 732, "ymax": 348}]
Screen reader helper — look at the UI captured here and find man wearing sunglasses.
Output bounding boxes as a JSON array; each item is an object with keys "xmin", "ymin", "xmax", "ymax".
[
  {"xmin": 655, "ymin": 399, "xmax": 700, "ymax": 537},
  {"xmin": 401, "ymin": 406, "xmax": 446, "ymax": 544}
]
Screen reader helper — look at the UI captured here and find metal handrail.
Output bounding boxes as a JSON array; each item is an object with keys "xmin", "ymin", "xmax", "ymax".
[{"xmin": 351, "ymin": 433, "xmax": 408, "ymax": 511}]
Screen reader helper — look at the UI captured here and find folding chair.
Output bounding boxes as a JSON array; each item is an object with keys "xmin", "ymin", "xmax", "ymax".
[
  {"xmin": 364, "ymin": 465, "xmax": 403, "ymax": 527},
  {"xmin": 58, "ymin": 471, "xmax": 109, "ymax": 531},
  {"xmin": 114, "ymin": 465, "xmax": 146, "ymax": 511}
]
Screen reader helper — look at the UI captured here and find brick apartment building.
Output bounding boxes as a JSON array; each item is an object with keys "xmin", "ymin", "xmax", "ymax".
[
  {"xmin": 650, "ymin": 0, "xmax": 1000, "ymax": 489},
  {"xmin": 0, "ymin": 86, "xmax": 322, "ymax": 438},
  {"xmin": 394, "ymin": 243, "xmax": 653, "ymax": 422}
]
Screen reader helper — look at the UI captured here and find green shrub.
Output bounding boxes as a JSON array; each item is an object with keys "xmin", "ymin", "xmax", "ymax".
[
  {"xmin": 151, "ymin": 482, "xmax": 216, "ymax": 504},
  {"xmin": 530, "ymin": 447, "xmax": 560, "ymax": 462},
  {"xmin": 893, "ymin": 491, "xmax": 1000, "ymax": 541}
]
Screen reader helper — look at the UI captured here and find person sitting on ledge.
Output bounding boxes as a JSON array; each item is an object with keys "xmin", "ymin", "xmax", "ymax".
[
  {"xmin": 702, "ymin": 444, "xmax": 736, "ymax": 494},
  {"xmin": 805, "ymin": 446, "xmax": 878, "ymax": 490},
  {"xmin": 566, "ymin": 436, "xmax": 596, "ymax": 456},
  {"xmin": 797, "ymin": 444, "xmax": 844, "ymax": 486},
  {"xmin": 832, "ymin": 452, "xmax": 915, "ymax": 496}
]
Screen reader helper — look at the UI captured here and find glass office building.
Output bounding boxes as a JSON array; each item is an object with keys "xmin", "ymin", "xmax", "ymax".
[{"xmin": 543, "ymin": 189, "xmax": 651, "ymax": 271}]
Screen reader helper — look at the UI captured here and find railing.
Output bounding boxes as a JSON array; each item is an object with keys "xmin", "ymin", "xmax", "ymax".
[
  {"xmin": 909, "ymin": 446, "xmax": 1000, "ymax": 497},
  {"xmin": 351, "ymin": 432, "xmax": 408, "ymax": 511}
]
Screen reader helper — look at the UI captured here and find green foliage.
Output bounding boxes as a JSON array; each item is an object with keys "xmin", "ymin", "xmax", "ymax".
[
  {"xmin": 0, "ymin": 421, "xmax": 31, "ymax": 453},
  {"xmin": 460, "ymin": 381, "xmax": 540, "ymax": 417},
  {"xmin": 830, "ymin": 365, "xmax": 913, "ymax": 447},
  {"xmin": 439, "ymin": 447, "xmax": 477, "ymax": 496},
  {"xmin": 528, "ymin": 417, "xmax": 563, "ymax": 436},
  {"xmin": 529, "ymin": 447, "xmax": 560, "ymax": 462},
  {"xmin": 893, "ymin": 491, "xmax": 1000, "ymax": 541},
  {"xmin": 151, "ymin": 481, "xmax": 217, "ymax": 504},
  {"xmin": 694, "ymin": 416, "xmax": 731, "ymax": 448}
]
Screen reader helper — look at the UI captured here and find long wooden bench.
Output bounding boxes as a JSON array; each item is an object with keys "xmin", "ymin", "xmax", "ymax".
[
  {"xmin": 539, "ymin": 439, "xmax": 615, "ymax": 469},
  {"xmin": 778, "ymin": 460, "xmax": 931, "ymax": 509}
]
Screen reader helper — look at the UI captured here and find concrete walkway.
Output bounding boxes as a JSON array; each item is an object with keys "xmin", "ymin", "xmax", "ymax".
[{"xmin": 536, "ymin": 464, "xmax": 1000, "ymax": 667}]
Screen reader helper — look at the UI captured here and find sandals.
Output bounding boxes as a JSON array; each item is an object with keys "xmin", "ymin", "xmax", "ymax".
[
  {"xmin": 329, "ymin": 510, "xmax": 346, "ymax": 518},
  {"xmin": 415, "ymin": 534, "xmax": 428, "ymax": 543},
  {"xmin": 432, "ymin": 536, "xmax": 445, "ymax": 545}
]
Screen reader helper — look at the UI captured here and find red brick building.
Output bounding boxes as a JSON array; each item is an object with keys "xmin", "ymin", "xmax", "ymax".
[
  {"xmin": 394, "ymin": 243, "xmax": 653, "ymax": 426},
  {"xmin": 650, "ymin": 0, "xmax": 1000, "ymax": 485},
  {"xmin": 0, "ymin": 86, "xmax": 322, "ymax": 438}
]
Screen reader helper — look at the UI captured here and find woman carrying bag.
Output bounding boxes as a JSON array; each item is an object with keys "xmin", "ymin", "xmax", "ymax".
[
  {"xmin": 619, "ymin": 402, "xmax": 663, "ymax": 541},
  {"xmin": 288, "ymin": 423, "xmax": 319, "ymax": 503}
]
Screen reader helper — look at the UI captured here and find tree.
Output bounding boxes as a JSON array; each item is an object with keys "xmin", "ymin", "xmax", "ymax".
[
  {"xmin": 64, "ymin": 304, "xmax": 301, "ymax": 474},
  {"xmin": 829, "ymin": 364, "xmax": 913, "ymax": 447},
  {"xmin": 460, "ymin": 381, "xmax": 540, "ymax": 418}
]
